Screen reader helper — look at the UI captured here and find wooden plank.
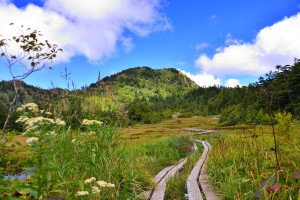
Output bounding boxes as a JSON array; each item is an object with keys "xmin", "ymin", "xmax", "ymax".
[
  {"xmin": 186, "ymin": 179, "xmax": 203, "ymax": 200},
  {"xmin": 193, "ymin": 143, "xmax": 198, "ymax": 151},
  {"xmin": 199, "ymin": 141, "xmax": 220, "ymax": 200},
  {"xmin": 143, "ymin": 143, "xmax": 198, "ymax": 200},
  {"xmin": 186, "ymin": 140, "xmax": 209, "ymax": 200},
  {"xmin": 150, "ymin": 158, "xmax": 187, "ymax": 200},
  {"xmin": 184, "ymin": 128, "xmax": 216, "ymax": 134},
  {"xmin": 153, "ymin": 165, "xmax": 175, "ymax": 183}
]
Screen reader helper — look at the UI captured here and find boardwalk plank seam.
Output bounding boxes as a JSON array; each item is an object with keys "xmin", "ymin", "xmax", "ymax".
[{"xmin": 186, "ymin": 140, "xmax": 220, "ymax": 200}]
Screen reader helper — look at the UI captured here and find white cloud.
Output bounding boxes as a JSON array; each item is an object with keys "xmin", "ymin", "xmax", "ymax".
[
  {"xmin": 225, "ymin": 79, "xmax": 241, "ymax": 88},
  {"xmin": 0, "ymin": 0, "xmax": 9, "ymax": 5},
  {"xmin": 195, "ymin": 13, "xmax": 300, "ymax": 77},
  {"xmin": 0, "ymin": 0, "xmax": 171, "ymax": 63},
  {"xmin": 195, "ymin": 43, "xmax": 209, "ymax": 51},
  {"xmin": 179, "ymin": 70, "xmax": 221, "ymax": 87},
  {"xmin": 225, "ymin": 33, "xmax": 243, "ymax": 46},
  {"xmin": 45, "ymin": 0, "xmax": 120, "ymax": 20}
]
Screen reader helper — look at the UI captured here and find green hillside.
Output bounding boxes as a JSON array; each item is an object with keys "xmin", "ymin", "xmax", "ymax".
[{"xmin": 1, "ymin": 60, "xmax": 300, "ymax": 129}]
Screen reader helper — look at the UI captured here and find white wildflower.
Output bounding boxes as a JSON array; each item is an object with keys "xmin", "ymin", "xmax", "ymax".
[
  {"xmin": 82, "ymin": 119, "xmax": 103, "ymax": 126},
  {"xmin": 75, "ymin": 191, "xmax": 89, "ymax": 196},
  {"xmin": 55, "ymin": 118, "xmax": 66, "ymax": 126},
  {"xmin": 84, "ymin": 177, "xmax": 96, "ymax": 184},
  {"xmin": 16, "ymin": 116, "xmax": 29, "ymax": 123},
  {"xmin": 25, "ymin": 117, "xmax": 55, "ymax": 127},
  {"xmin": 26, "ymin": 137, "xmax": 39, "ymax": 146},
  {"xmin": 96, "ymin": 180, "xmax": 107, "ymax": 187},
  {"xmin": 71, "ymin": 139, "xmax": 76, "ymax": 143},
  {"xmin": 17, "ymin": 103, "xmax": 39, "ymax": 113},
  {"xmin": 50, "ymin": 131, "xmax": 57, "ymax": 136},
  {"xmin": 91, "ymin": 186, "xmax": 100, "ymax": 194},
  {"xmin": 87, "ymin": 131, "xmax": 96, "ymax": 136},
  {"xmin": 106, "ymin": 183, "xmax": 115, "ymax": 188}
]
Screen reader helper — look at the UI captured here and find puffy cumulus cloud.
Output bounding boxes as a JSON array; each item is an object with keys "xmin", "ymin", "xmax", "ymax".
[
  {"xmin": 179, "ymin": 70, "xmax": 221, "ymax": 87},
  {"xmin": 44, "ymin": 0, "xmax": 120, "ymax": 20},
  {"xmin": 0, "ymin": 4, "xmax": 71, "ymax": 62},
  {"xmin": 225, "ymin": 33, "xmax": 243, "ymax": 46},
  {"xmin": 195, "ymin": 13, "xmax": 300, "ymax": 77},
  {"xmin": 0, "ymin": 0, "xmax": 171, "ymax": 62},
  {"xmin": 0, "ymin": 0, "xmax": 9, "ymax": 5},
  {"xmin": 225, "ymin": 79, "xmax": 241, "ymax": 88}
]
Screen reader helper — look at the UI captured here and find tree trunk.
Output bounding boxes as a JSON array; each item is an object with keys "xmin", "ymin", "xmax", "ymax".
[{"xmin": 1, "ymin": 80, "xmax": 18, "ymax": 156}]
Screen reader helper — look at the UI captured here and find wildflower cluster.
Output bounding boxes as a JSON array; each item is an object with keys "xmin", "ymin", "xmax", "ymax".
[
  {"xmin": 26, "ymin": 137, "xmax": 39, "ymax": 146},
  {"xmin": 82, "ymin": 119, "xmax": 103, "ymax": 126},
  {"xmin": 15, "ymin": 103, "xmax": 66, "ymax": 136},
  {"xmin": 16, "ymin": 103, "xmax": 39, "ymax": 113},
  {"xmin": 55, "ymin": 118, "xmax": 66, "ymax": 126},
  {"xmin": 75, "ymin": 177, "xmax": 115, "ymax": 197}
]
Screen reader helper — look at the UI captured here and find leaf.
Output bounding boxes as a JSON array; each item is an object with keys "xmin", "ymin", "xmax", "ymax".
[
  {"xmin": 49, "ymin": 189, "xmax": 65, "ymax": 194},
  {"xmin": 282, "ymin": 163, "xmax": 293, "ymax": 168},
  {"xmin": 290, "ymin": 169, "xmax": 300, "ymax": 180},
  {"xmin": 49, "ymin": 66, "xmax": 52, "ymax": 70},
  {"xmin": 30, "ymin": 33, "xmax": 36, "ymax": 40},
  {"xmin": 77, "ymin": 180, "xmax": 84, "ymax": 190},
  {"xmin": 31, "ymin": 62, "xmax": 35, "ymax": 67},
  {"xmin": 268, "ymin": 182, "xmax": 281, "ymax": 193}
]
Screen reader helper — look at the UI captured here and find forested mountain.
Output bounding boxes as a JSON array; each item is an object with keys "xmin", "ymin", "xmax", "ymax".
[{"xmin": 1, "ymin": 60, "xmax": 300, "ymax": 130}]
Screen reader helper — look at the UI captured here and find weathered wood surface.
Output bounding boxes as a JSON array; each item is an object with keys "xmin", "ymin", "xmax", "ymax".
[
  {"xmin": 184, "ymin": 128, "xmax": 216, "ymax": 134},
  {"xmin": 146, "ymin": 142, "xmax": 199, "ymax": 200},
  {"xmin": 153, "ymin": 165, "xmax": 175, "ymax": 184},
  {"xmin": 186, "ymin": 140, "xmax": 220, "ymax": 200},
  {"xmin": 186, "ymin": 140, "xmax": 209, "ymax": 200},
  {"xmin": 199, "ymin": 141, "xmax": 219, "ymax": 200},
  {"xmin": 150, "ymin": 158, "xmax": 187, "ymax": 200},
  {"xmin": 144, "ymin": 139, "xmax": 218, "ymax": 200}
]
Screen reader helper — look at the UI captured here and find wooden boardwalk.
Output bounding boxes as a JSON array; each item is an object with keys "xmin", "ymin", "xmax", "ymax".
[
  {"xmin": 145, "ymin": 143, "xmax": 199, "ymax": 200},
  {"xmin": 184, "ymin": 128, "xmax": 216, "ymax": 134},
  {"xmin": 149, "ymin": 158, "xmax": 187, "ymax": 200},
  {"xmin": 144, "ymin": 139, "xmax": 219, "ymax": 200},
  {"xmin": 186, "ymin": 140, "xmax": 220, "ymax": 200}
]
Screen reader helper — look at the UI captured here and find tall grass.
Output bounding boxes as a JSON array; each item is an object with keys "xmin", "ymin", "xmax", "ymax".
[
  {"xmin": 201, "ymin": 124, "xmax": 300, "ymax": 200},
  {"xmin": 1, "ymin": 125, "xmax": 194, "ymax": 199}
]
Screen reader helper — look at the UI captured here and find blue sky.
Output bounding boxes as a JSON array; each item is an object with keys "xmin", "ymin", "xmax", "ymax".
[{"xmin": 0, "ymin": 0, "xmax": 300, "ymax": 89}]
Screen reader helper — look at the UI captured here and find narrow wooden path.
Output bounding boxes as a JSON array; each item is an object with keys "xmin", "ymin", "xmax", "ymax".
[
  {"xmin": 184, "ymin": 128, "xmax": 216, "ymax": 134},
  {"xmin": 144, "ymin": 138, "xmax": 219, "ymax": 200},
  {"xmin": 149, "ymin": 158, "xmax": 187, "ymax": 200},
  {"xmin": 144, "ymin": 144, "xmax": 198, "ymax": 200},
  {"xmin": 186, "ymin": 140, "xmax": 219, "ymax": 200}
]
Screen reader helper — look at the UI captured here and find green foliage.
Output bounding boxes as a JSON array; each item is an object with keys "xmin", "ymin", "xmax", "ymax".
[
  {"xmin": 139, "ymin": 135, "xmax": 193, "ymax": 174},
  {"xmin": 1, "ymin": 108, "xmax": 194, "ymax": 199},
  {"xmin": 2, "ymin": 59, "xmax": 300, "ymax": 128},
  {"xmin": 201, "ymin": 124, "xmax": 300, "ymax": 199},
  {"xmin": 275, "ymin": 112, "xmax": 295, "ymax": 133}
]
